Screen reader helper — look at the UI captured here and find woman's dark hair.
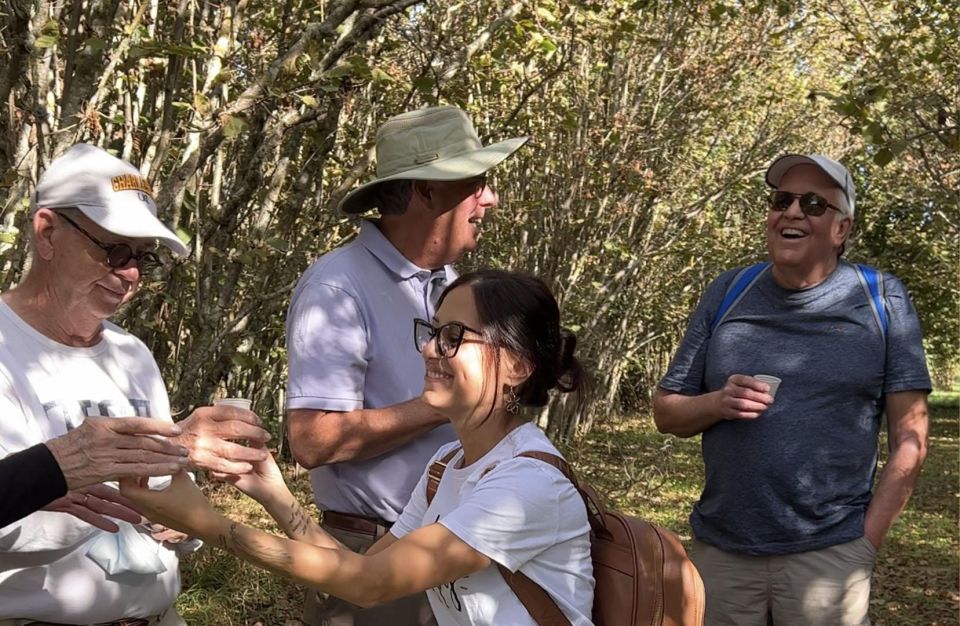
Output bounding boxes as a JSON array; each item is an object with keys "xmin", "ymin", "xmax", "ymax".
[{"xmin": 436, "ymin": 269, "xmax": 585, "ymax": 408}]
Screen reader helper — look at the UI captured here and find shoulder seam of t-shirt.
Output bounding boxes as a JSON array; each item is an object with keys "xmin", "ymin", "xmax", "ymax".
[{"xmin": 302, "ymin": 280, "xmax": 370, "ymax": 342}]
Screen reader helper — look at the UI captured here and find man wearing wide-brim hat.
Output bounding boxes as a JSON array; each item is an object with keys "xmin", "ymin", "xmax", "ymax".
[{"xmin": 285, "ymin": 106, "xmax": 527, "ymax": 625}]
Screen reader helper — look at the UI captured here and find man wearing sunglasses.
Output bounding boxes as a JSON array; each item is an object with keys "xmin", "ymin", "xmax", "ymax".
[
  {"xmin": 654, "ymin": 154, "xmax": 930, "ymax": 625},
  {"xmin": 0, "ymin": 144, "xmax": 271, "ymax": 625},
  {"xmin": 285, "ymin": 106, "xmax": 527, "ymax": 625}
]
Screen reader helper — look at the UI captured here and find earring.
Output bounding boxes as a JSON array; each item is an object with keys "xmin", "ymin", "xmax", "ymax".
[{"xmin": 504, "ymin": 385, "xmax": 520, "ymax": 415}]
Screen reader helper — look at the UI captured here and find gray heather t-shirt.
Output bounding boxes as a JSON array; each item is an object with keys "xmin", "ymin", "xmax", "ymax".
[
  {"xmin": 659, "ymin": 261, "xmax": 930, "ymax": 555},
  {"xmin": 286, "ymin": 220, "xmax": 457, "ymax": 522}
]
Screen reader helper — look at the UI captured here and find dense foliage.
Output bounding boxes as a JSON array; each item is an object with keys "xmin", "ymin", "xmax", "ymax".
[{"xmin": 1, "ymin": 0, "xmax": 956, "ymax": 438}]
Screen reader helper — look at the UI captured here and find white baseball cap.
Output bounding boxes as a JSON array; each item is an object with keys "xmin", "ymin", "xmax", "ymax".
[
  {"xmin": 765, "ymin": 153, "xmax": 856, "ymax": 218},
  {"xmin": 31, "ymin": 144, "xmax": 189, "ymax": 256}
]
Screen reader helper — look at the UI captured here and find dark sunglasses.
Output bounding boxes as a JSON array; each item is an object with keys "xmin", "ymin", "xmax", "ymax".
[
  {"xmin": 414, "ymin": 318, "xmax": 484, "ymax": 358},
  {"xmin": 57, "ymin": 212, "xmax": 162, "ymax": 271},
  {"xmin": 767, "ymin": 191, "xmax": 843, "ymax": 217}
]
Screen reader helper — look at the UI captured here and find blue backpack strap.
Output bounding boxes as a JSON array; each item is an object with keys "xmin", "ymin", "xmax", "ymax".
[
  {"xmin": 855, "ymin": 263, "xmax": 888, "ymax": 339},
  {"xmin": 710, "ymin": 262, "xmax": 771, "ymax": 331}
]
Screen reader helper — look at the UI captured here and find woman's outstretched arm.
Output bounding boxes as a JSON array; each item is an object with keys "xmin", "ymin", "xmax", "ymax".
[{"xmin": 121, "ymin": 472, "xmax": 491, "ymax": 608}]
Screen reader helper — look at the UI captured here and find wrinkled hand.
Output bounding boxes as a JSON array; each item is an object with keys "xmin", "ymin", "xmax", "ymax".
[
  {"xmin": 211, "ymin": 443, "xmax": 288, "ymax": 506},
  {"xmin": 120, "ymin": 471, "xmax": 219, "ymax": 538},
  {"xmin": 42, "ymin": 483, "xmax": 144, "ymax": 533},
  {"xmin": 174, "ymin": 406, "xmax": 271, "ymax": 474},
  {"xmin": 44, "ymin": 416, "xmax": 189, "ymax": 490},
  {"xmin": 716, "ymin": 375, "xmax": 774, "ymax": 420}
]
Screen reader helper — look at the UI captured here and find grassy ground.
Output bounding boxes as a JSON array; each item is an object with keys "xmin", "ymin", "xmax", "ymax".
[{"xmin": 177, "ymin": 395, "xmax": 959, "ymax": 625}]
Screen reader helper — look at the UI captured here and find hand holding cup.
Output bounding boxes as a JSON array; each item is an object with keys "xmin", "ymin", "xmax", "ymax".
[{"xmin": 716, "ymin": 374, "xmax": 777, "ymax": 421}]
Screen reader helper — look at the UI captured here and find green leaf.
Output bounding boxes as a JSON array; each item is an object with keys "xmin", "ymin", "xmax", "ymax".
[
  {"xmin": 221, "ymin": 115, "xmax": 249, "ymax": 140},
  {"xmin": 370, "ymin": 68, "xmax": 393, "ymax": 83},
  {"xmin": 85, "ymin": 37, "xmax": 108, "ymax": 53},
  {"xmin": 413, "ymin": 76, "xmax": 435, "ymax": 93},
  {"xmin": 324, "ymin": 64, "xmax": 354, "ymax": 79},
  {"xmin": 299, "ymin": 95, "xmax": 318, "ymax": 107},
  {"xmin": 35, "ymin": 34, "xmax": 58, "ymax": 49},
  {"xmin": 175, "ymin": 227, "xmax": 192, "ymax": 244},
  {"xmin": 535, "ymin": 7, "xmax": 557, "ymax": 22},
  {"xmin": 873, "ymin": 148, "xmax": 895, "ymax": 167},
  {"xmin": 266, "ymin": 237, "xmax": 290, "ymax": 252}
]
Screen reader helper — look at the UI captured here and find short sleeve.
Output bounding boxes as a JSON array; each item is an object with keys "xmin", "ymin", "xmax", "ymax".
[
  {"xmin": 438, "ymin": 459, "xmax": 571, "ymax": 572},
  {"xmin": 286, "ymin": 281, "xmax": 368, "ymax": 411},
  {"xmin": 658, "ymin": 271, "xmax": 736, "ymax": 395},
  {"xmin": 882, "ymin": 274, "xmax": 932, "ymax": 394},
  {"xmin": 390, "ymin": 463, "xmax": 432, "ymax": 540}
]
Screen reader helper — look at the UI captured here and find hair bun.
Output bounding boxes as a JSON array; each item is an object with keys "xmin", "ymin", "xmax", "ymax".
[{"xmin": 556, "ymin": 329, "xmax": 582, "ymax": 393}]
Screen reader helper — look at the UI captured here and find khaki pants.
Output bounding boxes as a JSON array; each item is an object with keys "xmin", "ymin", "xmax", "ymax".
[
  {"xmin": 0, "ymin": 605, "xmax": 185, "ymax": 626},
  {"xmin": 690, "ymin": 537, "xmax": 876, "ymax": 626},
  {"xmin": 301, "ymin": 523, "xmax": 436, "ymax": 626}
]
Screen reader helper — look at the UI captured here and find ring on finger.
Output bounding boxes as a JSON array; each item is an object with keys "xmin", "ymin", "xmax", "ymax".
[{"xmin": 82, "ymin": 493, "xmax": 90, "ymax": 506}]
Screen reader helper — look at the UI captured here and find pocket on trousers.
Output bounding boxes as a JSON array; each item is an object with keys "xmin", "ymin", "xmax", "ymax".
[{"xmin": 853, "ymin": 535, "xmax": 878, "ymax": 563}]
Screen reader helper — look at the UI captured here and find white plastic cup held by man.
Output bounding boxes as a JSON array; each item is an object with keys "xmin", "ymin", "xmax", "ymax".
[
  {"xmin": 214, "ymin": 398, "xmax": 252, "ymax": 411},
  {"xmin": 753, "ymin": 375, "xmax": 782, "ymax": 400}
]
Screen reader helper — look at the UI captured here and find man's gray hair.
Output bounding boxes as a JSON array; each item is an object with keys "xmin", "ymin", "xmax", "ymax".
[{"xmin": 836, "ymin": 191, "xmax": 855, "ymax": 220}]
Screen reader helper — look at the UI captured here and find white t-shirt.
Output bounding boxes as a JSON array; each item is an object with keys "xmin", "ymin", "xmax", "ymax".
[
  {"xmin": 392, "ymin": 423, "xmax": 594, "ymax": 626},
  {"xmin": 0, "ymin": 301, "xmax": 184, "ymax": 622}
]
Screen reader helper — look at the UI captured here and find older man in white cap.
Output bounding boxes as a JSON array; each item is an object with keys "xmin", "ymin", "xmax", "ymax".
[
  {"xmin": 653, "ymin": 154, "xmax": 931, "ymax": 625},
  {"xmin": 286, "ymin": 106, "xmax": 527, "ymax": 625},
  {"xmin": 0, "ymin": 144, "xmax": 271, "ymax": 625}
]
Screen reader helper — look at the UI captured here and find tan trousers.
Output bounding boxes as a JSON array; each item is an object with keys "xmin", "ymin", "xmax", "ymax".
[
  {"xmin": 690, "ymin": 537, "xmax": 876, "ymax": 626},
  {"xmin": 0, "ymin": 605, "xmax": 185, "ymax": 626},
  {"xmin": 301, "ymin": 523, "xmax": 437, "ymax": 626}
]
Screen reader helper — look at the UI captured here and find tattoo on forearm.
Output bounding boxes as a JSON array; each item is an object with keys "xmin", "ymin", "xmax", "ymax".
[
  {"xmin": 287, "ymin": 501, "xmax": 311, "ymax": 539},
  {"xmin": 230, "ymin": 520, "xmax": 293, "ymax": 568}
]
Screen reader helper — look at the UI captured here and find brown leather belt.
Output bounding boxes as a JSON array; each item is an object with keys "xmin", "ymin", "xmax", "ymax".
[
  {"xmin": 26, "ymin": 617, "xmax": 150, "ymax": 626},
  {"xmin": 322, "ymin": 510, "xmax": 392, "ymax": 538}
]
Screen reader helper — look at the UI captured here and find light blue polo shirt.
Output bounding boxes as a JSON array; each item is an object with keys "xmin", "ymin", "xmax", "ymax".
[{"xmin": 286, "ymin": 220, "xmax": 457, "ymax": 521}]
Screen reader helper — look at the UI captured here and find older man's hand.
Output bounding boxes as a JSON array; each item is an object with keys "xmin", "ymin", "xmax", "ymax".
[
  {"xmin": 42, "ymin": 483, "xmax": 144, "ymax": 532},
  {"xmin": 174, "ymin": 406, "xmax": 271, "ymax": 474},
  {"xmin": 716, "ymin": 374, "xmax": 775, "ymax": 420},
  {"xmin": 44, "ymin": 416, "xmax": 190, "ymax": 491}
]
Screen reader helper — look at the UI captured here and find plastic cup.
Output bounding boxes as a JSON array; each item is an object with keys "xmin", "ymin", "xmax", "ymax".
[
  {"xmin": 214, "ymin": 398, "xmax": 252, "ymax": 411},
  {"xmin": 753, "ymin": 375, "xmax": 782, "ymax": 399}
]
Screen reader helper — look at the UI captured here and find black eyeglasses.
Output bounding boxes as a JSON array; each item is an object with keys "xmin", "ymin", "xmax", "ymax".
[
  {"xmin": 767, "ymin": 191, "xmax": 843, "ymax": 217},
  {"xmin": 57, "ymin": 212, "xmax": 162, "ymax": 271},
  {"xmin": 414, "ymin": 318, "xmax": 484, "ymax": 358}
]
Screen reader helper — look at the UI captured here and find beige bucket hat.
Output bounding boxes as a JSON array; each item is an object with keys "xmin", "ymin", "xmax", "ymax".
[{"xmin": 339, "ymin": 106, "xmax": 528, "ymax": 214}]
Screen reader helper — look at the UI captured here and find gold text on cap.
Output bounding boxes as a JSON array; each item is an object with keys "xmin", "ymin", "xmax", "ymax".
[{"xmin": 111, "ymin": 174, "xmax": 154, "ymax": 196}]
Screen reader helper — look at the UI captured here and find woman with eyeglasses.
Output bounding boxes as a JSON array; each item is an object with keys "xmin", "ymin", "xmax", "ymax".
[{"xmin": 122, "ymin": 269, "xmax": 595, "ymax": 625}]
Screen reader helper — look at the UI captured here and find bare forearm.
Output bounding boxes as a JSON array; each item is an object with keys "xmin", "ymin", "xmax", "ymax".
[
  {"xmin": 288, "ymin": 398, "xmax": 448, "ymax": 467},
  {"xmin": 218, "ymin": 520, "xmax": 383, "ymax": 607},
  {"xmin": 653, "ymin": 389, "xmax": 724, "ymax": 437},
  {"xmin": 864, "ymin": 439, "xmax": 927, "ymax": 546},
  {"xmin": 865, "ymin": 391, "xmax": 930, "ymax": 547},
  {"xmin": 260, "ymin": 491, "xmax": 343, "ymax": 550}
]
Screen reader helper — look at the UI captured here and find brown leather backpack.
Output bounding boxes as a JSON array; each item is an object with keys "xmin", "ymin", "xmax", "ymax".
[{"xmin": 427, "ymin": 448, "xmax": 705, "ymax": 626}]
